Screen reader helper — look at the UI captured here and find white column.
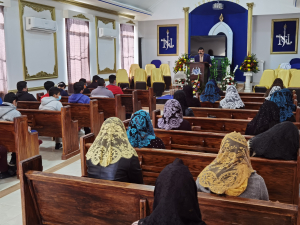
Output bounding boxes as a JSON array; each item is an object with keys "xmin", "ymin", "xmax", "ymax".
[{"xmin": 244, "ymin": 72, "xmax": 253, "ymax": 93}]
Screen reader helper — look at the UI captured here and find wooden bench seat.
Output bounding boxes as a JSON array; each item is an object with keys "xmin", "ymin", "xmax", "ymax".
[
  {"xmin": 220, "ymin": 96, "xmax": 266, "ymax": 103},
  {"xmin": 17, "ymin": 100, "xmax": 104, "ymax": 135},
  {"xmin": 0, "ymin": 116, "xmax": 39, "ymax": 176},
  {"xmin": 20, "ymin": 155, "xmax": 300, "ymax": 225},
  {"xmin": 120, "ymin": 90, "xmax": 142, "ymax": 115},
  {"xmin": 239, "ymin": 92, "xmax": 265, "ymax": 97},
  {"xmin": 18, "ymin": 106, "xmax": 79, "ymax": 160}
]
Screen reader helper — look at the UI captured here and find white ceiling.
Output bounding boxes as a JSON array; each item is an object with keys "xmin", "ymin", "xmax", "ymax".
[{"xmin": 111, "ymin": 0, "xmax": 163, "ymax": 11}]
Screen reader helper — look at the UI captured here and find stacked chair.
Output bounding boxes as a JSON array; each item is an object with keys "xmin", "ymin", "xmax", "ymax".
[
  {"xmin": 151, "ymin": 68, "xmax": 165, "ymax": 96},
  {"xmin": 160, "ymin": 64, "xmax": 172, "ymax": 90},
  {"xmin": 254, "ymin": 69, "xmax": 276, "ymax": 93},
  {"xmin": 116, "ymin": 69, "xmax": 130, "ymax": 89}
]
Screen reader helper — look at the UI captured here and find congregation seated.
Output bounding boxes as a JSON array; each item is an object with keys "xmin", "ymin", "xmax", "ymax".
[
  {"xmin": 57, "ymin": 81, "xmax": 69, "ymax": 96},
  {"xmin": 200, "ymin": 80, "xmax": 221, "ymax": 103},
  {"xmin": 79, "ymin": 78, "xmax": 91, "ymax": 94},
  {"xmin": 158, "ymin": 99, "xmax": 192, "ymax": 131},
  {"xmin": 264, "ymin": 78, "xmax": 284, "ymax": 98},
  {"xmin": 16, "ymin": 81, "xmax": 37, "ymax": 101},
  {"xmin": 40, "ymin": 81, "xmax": 55, "ymax": 101},
  {"xmin": 68, "ymin": 82, "xmax": 90, "ymax": 104},
  {"xmin": 270, "ymin": 88, "xmax": 296, "ymax": 122},
  {"xmin": 90, "ymin": 78, "xmax": 114, "ymax": 98},
  {"xmin": 174, "ymin": 90, "xmax": 195, "ymax": 117},
  {"xmin": 127, "ymin": 110, "xmax": 165, "ymax": 149},
  {"xmin": 249, "ymin": 121, "xmax": 299, "ymax": 160},
  {"xmin": 106, "ymin": 74, "xmax": 124, "ymax": 95},
  {"xmin": 183, "ymin": 85, "xmax": 201, "ymax": 107},
  {"xmin": 39, "ymin": 87, "xmax": 63, "ymax": 149},
  {"xmin": 132, "ymin": 158, "xmax": 207, "ymax": 225},
  {"xmin": 86, "ymin": 117, "xmax": 143, "ymax": 184},
  {"xmin": 245, "ymin": 100, "xmax": 280, "ymax": 135},
  {"xmin": 0, "ymin": 92, "xmax": 21, "ymax": 121},
  {"xmin": 87, "ymin": 75, "xmax": 100, "ymax": 89},
  {"xmin": 196, "ymin": 132, "xmax": 269, "ymax": 201},
  {"xmin": 219, "ymin": 85, "xmax": 245, "ymax": 109}
]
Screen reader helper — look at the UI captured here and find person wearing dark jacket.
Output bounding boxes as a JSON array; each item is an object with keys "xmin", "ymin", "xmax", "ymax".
[
  {"xmin": 79, "ymin": 78, "xmax": 91, "ymax": 94},
  {"xmin": 16, "ymin": 81, "xmax": 37, "ymax": 101},
  {"xmin": 57, "ymin": 82, "xmax": 69, "ymax": 96},
  {"xmin": 86, "ymin": 117, "xmax": 143, "ymax": 184},
  {"xmin": 87, "ymin": 75, "xmax": 100, "ymax": 89},
  {"xmin": 174, "ymin": 90, "xmax": 194, "ymax": 116},
  {"xmin": 183, "ymin": 85, "xmax": 201, "ymax": 107},
  {"xmin": 69, "ymin": 82, "xmax": 90, "ymax": 104}
]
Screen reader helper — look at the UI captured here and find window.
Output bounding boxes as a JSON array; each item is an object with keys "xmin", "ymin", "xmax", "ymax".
[
  {"xmin": 0, "ymin": 6, "xmax": 7, "ymax": 99},
  {"xmin": 66, "ymin": 18, "xmax": 90, "ymax": 93},
  {"xmin": 120, "ymin": 24, "xmax": 134, "ymax": 75}
]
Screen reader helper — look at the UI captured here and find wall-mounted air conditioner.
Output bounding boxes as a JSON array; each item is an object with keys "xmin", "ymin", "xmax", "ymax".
[
  {"xmin": 25, "ymin": 17, "xmax": 57, "ymax": 33},
  {"xmin": 98, "ymin": 28, "xmax": 117, "ymax": 38}
]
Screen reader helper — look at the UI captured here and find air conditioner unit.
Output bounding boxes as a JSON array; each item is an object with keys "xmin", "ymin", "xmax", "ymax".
[
  {"xmin": 25, "ymin": 17, "xmax": 57, "ymax": 33},
  {"xmin": 98, "ymin": 28, "xmax": 117, "ymax": 38}
]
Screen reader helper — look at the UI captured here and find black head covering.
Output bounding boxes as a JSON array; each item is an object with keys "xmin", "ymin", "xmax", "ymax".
[
  {"xmin": 183, "ymin": 86, "xmax": 201, "ymax": 107},
  {"xmin": 249, "ymin": 121, "xmax": 299, "ymax": 160},
  {"xmin": 245, "ymin": 100, "xmax": 280, "ymax": 135},
  {"xmin": 174, "ymin": 90, "xmax": 189, "ymax": 116},
  {"xmin": 138, "ymin": 158, "xmax": 206, "ymax": 225}
]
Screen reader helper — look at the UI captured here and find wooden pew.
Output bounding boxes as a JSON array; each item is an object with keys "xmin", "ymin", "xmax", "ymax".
[
  {"xmin": 120, "ymin": 90, "xmax": 142, "ymax": 115},
  {"xmin": 123, "ymin": 88, "xmax": 156, "ymax": 116},
  {"xmin": 90, "ymin": 95, "xmax": 126, "ymax": 121},
  {"xmin": 17, "ymin": 100, "xmax": 104, "ymax": 136},
  {"xmin": 151, "ymin": 110, "xmax": 300, "ymax": 133},
  {"xmin": 18, "ymin": 106, "xmax": 79, "ymax": 160},
  {"xmin": 36, "ymin": 92, "xmax": 44, "ymax": 102},
  {"xmin": 21, "ymin": 155, "xmax": 300, "ymax": 225},
  {"xmin": 0, "ymin": 116, "xmax": 39, "ymax": 176},
  {"xmin": 239, "ymin": 92, "xmax": 265, "ymax": 97},
  {"xmin": 220, "ymin": 96, "xmax": 266, "ymax": 103}
]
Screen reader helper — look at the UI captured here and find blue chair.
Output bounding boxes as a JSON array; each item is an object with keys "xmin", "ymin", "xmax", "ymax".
[
  {"xmin": 151, "ymin": 60, "xmax": 162, "ymax": 68},
  {"xmin": 290, "ymin": 58, "xmax": 300, "ymax": 66}
]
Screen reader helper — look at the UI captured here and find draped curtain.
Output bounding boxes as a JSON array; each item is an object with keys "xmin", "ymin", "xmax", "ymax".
[
  {"xmin": 66, "ymin": 18, "xmax": 90, "ymax": 93},
  {"xmin": 0, "ymin": 6, "xmax": 7, "ymax": 99},
  {"xmin": 120, "ymin": 24, "xmax": 134, "ymax": 75}
]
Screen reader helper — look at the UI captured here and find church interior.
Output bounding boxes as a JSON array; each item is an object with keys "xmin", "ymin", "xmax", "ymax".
[{"xmin": 0, "ymin": 0, "xmax": 300, "ymax": 224}]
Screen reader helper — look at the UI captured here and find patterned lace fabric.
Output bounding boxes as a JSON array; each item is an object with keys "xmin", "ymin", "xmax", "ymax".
[
  {"xmin": 220, "ymin": 85, "xmax": 245, "ymax": 109},
  {"xmin": 138, "ymin": 158, "xmax": 206, "ymax": 225},
  {"xmin": 265, "ymin": 86, "xmax": 281, "ymax": 100},
  {"xmin": 158, "ymin": 99, "xmax": 183, "ymax": 130},
  {"xmin": 127, "ymin": 110, "xmax": 156, "ymax": 149},
  {"xmin": 270, "ymin": 88, "xmax": 296, "ymax": 122},
  {"xmin": 86, "ymin": 117, "xmax": 137, "ymax": 167},
  {"xmin": 198, "ymin": 132, "xmax": 254, "ymax": 196},
  {"xmin": 200, "ymin": 80, "xmax": 221, "ymax": 103}
]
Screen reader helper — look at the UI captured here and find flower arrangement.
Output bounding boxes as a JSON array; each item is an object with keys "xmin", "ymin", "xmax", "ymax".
[
  {"xmin": 174, "ymin": 78, "xmax": 186, "ymax": 86},
  {"xmin": 191, "ymin": 80, "xmax": 201, "ymax": 95},
  {"xmin": 174, "ymin": 54, "xmax": 189, "ymax": 74},
  {"xmin": 221, "ymin": 65, "xmax": 238, "ymax": 91},
  {"xmin": 240, "ymin": 54, "xmax": 259, "ymax": 73}
]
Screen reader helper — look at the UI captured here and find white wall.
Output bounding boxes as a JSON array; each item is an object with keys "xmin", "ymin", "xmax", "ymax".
[
  {"xmin": 139, "ymin": 18, "xmax": 185, "ymax": 80},
  {"xmin": 252, "ymin": 13, "xmax": 300, "ymax": 83},
  {"xmin": 3, "ymin": 0, "xmax": 139, "ymax": 93}
]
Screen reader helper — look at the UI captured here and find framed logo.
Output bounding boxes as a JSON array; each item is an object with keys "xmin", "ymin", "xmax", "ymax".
[
  {"xmin": 157, "ymin": 24, "xmax": 179, "ymax": 56},
  {"xmin": 271, "ymin": 18, "xmax": 299, "ymax": 54}
]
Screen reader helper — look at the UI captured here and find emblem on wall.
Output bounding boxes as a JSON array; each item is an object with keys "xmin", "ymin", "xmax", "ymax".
[
  {"xmin": 271, "ymin": 18, "xmax": 299, "ymax": 54},
  {"xmin": 157, "ymin": 24, "xmax": 179, "ymax": 56}
]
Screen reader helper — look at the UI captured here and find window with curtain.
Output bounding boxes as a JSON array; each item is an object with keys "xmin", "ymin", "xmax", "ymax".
[
  {"xmin": 66, "ymin": 18, "xmax": 90, "ymax": 93},
  {"xmin": 120, "ymin": 24, "xmax": 134, "ymax": 75},
  {"xmin": 0, "ymin": 6, "xmax": 7, "ymax": 99}
]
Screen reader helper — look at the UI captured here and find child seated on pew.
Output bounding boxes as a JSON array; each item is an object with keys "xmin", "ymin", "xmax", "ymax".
[
  {"xmin": 196, "ymin": 132, "xmax": 269, "ymax": 201},
  {"xmin": 40, "ymin": 81, "xmax": 55, "ymax": 101},
  {"xmin": 39, "ymin": 87, "xmax": 63, "ymax": 150},
  {"xmin": 132, "ymin": 158, "xmax": 207, "ymax": 225},
  {"xmin": 57, "ymin": 82, "xmax": 69, "ymax": 96},
  {"xmin": 158, "ymin": 99, "xmax": 192, "ymax": 131}
]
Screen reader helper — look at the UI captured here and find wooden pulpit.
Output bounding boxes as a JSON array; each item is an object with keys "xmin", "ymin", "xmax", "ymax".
[{"xmin": 187, "ymin": 62, "xmax": 209, "ymax": 85}]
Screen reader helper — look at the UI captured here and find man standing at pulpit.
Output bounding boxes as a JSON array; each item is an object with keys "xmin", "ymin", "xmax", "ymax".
[{"xmin": 194, "ymin": 47, "xmax": 212, "ymax": 67}]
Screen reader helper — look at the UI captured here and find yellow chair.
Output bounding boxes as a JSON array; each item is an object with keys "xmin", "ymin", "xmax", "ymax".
[
  {"xmin": 116, "ymin": 69, "xmax": 129, "ymax": 88},
  {"xmin": 255, "ymin": 69, "xmax": 275, "ymax": 89},
  {"xmin": 129, "ymin": 64, "xmax": 140, "ymax": 80},
  {"xmin": 151, "ymin": 68, "xmax": 165, "ymax": 96},
  {"xmin": 277, "ymin": 70, "xmax": 291, "ymax": 88},
  {"xmin": 289, "ymin": 69, "xmax": 297, "ymax": 77},
  {"xmin": 134, "ymin": 69, "xmax": 148, "ymax": 89},
  {"xmin": 274, "ymin": 68, "xmax": 284, "ymax": 78},
  {"xmin": 160, "ymin": 64, "xmax": 172, "ymax": 90},
  {"xmin": 145, "ymin": 64, "xmax": 156, "ymax": 76},
  {"xmin": 288, "ymin": 70, "xmax": 300, "ymax": 87}
]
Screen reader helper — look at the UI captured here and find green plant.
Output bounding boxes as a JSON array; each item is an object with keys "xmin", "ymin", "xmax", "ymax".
[{"xmin": 209, "ymin": 58, "xmax": 218, "ymax": 80}]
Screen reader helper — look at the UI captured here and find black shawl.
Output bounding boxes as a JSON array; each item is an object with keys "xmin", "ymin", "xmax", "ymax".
[
  {"xmin": 250, "ymin": 121, "xmax": 299, "ymax": 160},
  {"xmin": 174, "ymin": 90, "xmax": 189, "ymax": 116},
  {"xmin": 245, "ymin": 100, "xmax": 280, "ymax": 135},
  {"xmin": 138, "ymin": 158, "xmax": 206, "ymax": 225},
  {"xmin": 183, "ymin": 85, "xmax": 201, "ymax": 107}
]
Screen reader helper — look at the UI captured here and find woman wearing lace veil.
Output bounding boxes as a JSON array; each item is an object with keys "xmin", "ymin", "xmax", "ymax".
[
  {"xmin": 86, "ymin": 117, "xmax": 143, "ymax": 184},
  {"xmin": 127, "ymin": 110, "xmax": 165, "ymax": 149},
  {"xmin": 132, "ymin": 158, "xmax": 207, "ymax": 225},
  {"xmin": 196, "ymin": 132, "xmax": 269, "ymax": 201},
  {"xmin": 219, "ymin": 85, "xmax": 245, "ymax": 109}
]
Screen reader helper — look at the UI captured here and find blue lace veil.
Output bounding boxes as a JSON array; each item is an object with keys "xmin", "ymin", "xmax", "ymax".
[
  {"xmin": 270, "ymin": 89, "xmax": 296, "ymax": 122},
  {"xmin": 127, "ymin": 110, "xmax": 156, "ymax": 148},
  {"xmin": 200, "ymin": 80, "xmax": 221, "ymax": 103}
]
